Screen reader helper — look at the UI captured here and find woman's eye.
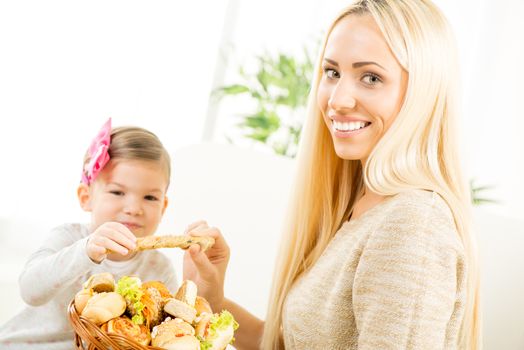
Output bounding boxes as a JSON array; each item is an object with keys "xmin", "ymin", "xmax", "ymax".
[
  {"xmin": 145, "ymin": 195, "xmax": 159, "ymax": 201},
  {"xmin": 362, "ymin": 73, "xmax": 382, "ymax": 85},
  {"xmin": 324, "ymin": 68, "xmax": 340, "ymax": 79}
]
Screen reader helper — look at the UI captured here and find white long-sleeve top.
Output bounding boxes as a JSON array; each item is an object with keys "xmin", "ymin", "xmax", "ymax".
[{"xmin": 0, "ymin": 223, "xmax": 178, "ymax": 350}]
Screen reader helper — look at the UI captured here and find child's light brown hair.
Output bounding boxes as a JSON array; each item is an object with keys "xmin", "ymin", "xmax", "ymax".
[{"xmin": 83, "ymin": 126, "xmax": 171, "ymax": 188}]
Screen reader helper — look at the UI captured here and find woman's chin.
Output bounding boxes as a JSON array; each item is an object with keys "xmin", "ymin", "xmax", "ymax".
[{"xmin": 332, "ymin": 144, "xmax": 365, "ymax": 162}]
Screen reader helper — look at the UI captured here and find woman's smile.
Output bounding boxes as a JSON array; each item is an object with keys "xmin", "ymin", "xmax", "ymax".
[{"xmin": 330, "ymin": 117, "xmax": 372, "ymax": 138}]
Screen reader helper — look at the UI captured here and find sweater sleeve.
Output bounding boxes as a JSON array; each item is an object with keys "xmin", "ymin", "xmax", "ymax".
[
  {"xmin": 352, "ymin": 194, "xmax": 466, "ymax": 350},
  {"xmin": 18, "ymin": 223, "xmax": 98, "ymax": 306}
]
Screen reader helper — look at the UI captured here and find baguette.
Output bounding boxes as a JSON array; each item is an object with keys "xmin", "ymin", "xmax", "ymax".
[{"xmin": 136, "ymin": 235, "xmax": 215, "ymax": 252}]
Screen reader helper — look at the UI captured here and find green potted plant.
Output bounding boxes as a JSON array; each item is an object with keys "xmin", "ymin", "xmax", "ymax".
[{"xmin": 216, "ymin": 48, "xmax": 314, "ymax": 158}]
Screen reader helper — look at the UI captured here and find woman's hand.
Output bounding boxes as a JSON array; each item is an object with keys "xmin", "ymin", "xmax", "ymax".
[
  {"xmin": 183, "ymin": 220, "xmax": 230, "ymax": 311},
  {"xmin": 86, "ymin": 222, "xmax": 137, "ymax": 263}
]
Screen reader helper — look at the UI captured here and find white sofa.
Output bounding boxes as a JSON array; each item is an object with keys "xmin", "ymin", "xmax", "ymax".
[{"xmin": 1, "ymin": 142, "xmax": 522, "ymax": 349}]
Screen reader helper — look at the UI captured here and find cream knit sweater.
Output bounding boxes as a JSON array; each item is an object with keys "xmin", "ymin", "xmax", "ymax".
[{"xmin": 282, "ymin": 190, "xmax": 466, "ymax": 350}]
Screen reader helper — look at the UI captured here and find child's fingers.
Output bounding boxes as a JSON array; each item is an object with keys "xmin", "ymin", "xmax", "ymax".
[
  {"xmin": 106, "ymin": 222, "xmax": 137, "ymax": 244},
  {"xmin": 96, "ymin": 236, "xmax": 130, "ymax": 256},
  {"xmin": 91, "ymin": 244, "xmax": 107, "ymax": 256},
  {"xmin": 98, "ymin": 226, "xmax": 137, "ymax": 251}
]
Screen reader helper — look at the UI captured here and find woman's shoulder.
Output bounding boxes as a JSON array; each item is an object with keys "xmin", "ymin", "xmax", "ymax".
[
  {"xmin": 376, "ymin": 189, "xmax": 463, "ymax": 251},
  {"xmin": 386, "ymin": 189, "xmax": 454, "ymax": 222}
]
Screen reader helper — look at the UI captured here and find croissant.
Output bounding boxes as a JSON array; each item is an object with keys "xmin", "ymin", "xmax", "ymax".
[{"xmin": 101, "ymin": 316, "xmax": 151, "ymax": 346}]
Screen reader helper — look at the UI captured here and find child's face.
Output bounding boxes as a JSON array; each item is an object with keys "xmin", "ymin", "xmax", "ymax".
[{"xmin": 81, "ymin": 159, "xmax": 169, "ymax": 237}]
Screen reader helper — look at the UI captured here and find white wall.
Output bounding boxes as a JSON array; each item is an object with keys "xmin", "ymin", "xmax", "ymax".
[
  {"xmin": 0, "ymin": 0, "xmax": 228, "ymax": 226},
  {"xmin": 212, "ymin": 0, "xmax": 524, "ymax": 219}
]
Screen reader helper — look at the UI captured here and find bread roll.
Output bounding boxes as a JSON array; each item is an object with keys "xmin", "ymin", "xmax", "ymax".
[
  {"xmin": 141, "ymin": 286, "xmax": 163, "ymax": 327},
  {"xmin": 81, "ymin": 292, "xmax": 126, "ymax": 325},
  {"xmin": 154, "ymin": 334, "xmax": 200, "ymax": 350},
  {"xmin": 175, "ymin": 280, "xmax": 197, "ymax": 307},
  {"xmin": 194, "ymin": 312, "xmax": 212, "ymax": 338},
  {"xmin": 142, "ymin": 280, "xmax": 172, "ymax": 299},
  {"xmin": 207, "ymin": 324, "xmax": 234, "ymax": 350},
  {"xmin": 164, "ymin": 298, "xmax": 197, "ymax": 324},
  {"xmin": 83, "ymin": 272, "xmax": 115, "ymax": 292},
  {"xmin": 152, "ymin": 318, "xmax": 197, "ymax": 349},
  {"xmin": 74, "ymin": 288, "xmax": 93, "ymax": 314},
  {"xmin": 195, "ymin": 296, "xmax": 213, "ymax": 315}
]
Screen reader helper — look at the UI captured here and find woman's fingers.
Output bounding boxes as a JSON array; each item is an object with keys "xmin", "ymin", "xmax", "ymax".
[
  {"xmin": 187, "ymin": 244, "xmax": 216, "ymax": 280},
  {"xmin": 188, "ymin": 226, "xmax": 228, "ymax": 251}
]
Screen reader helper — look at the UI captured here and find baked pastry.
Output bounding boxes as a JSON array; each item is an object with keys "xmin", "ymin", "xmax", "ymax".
[
  {"xmin": 194, "ymin": 296, "xmax": 213, "ymax": 316},
  {"xmin": 81, "ymin": 292, "xmax": 126, "ymax": 325},
  {"xmin": 83, "ymin": 272, "xmax": 115, "ymax": 292},
  {"xmin": 74, "ymin": 288, "xmax": 93, "ymax": 314},
  {"xmin": 142, "ymin": 280, "xmax": 172, "ymax": 299},
  {"xmin": 152, "ymin": 318, "xmax": 199, "ymax": 349},
  {"xmin": 101, "ymin": 316, "xmax": 151, "ymax": 346},
  {"xmin": 174, "ymin": 280, "xmax": 197, "ymax": 307},
  {"xmin": 136, "ymin": 235, "xmax": 215, "ymax": 252},
  {"xmin": 164, "ymin": 298, "xmax": 197, "ymax": 324},
  {"xmin": 198, "ymin": 311, "xmax": 238, "ymax": 350}
]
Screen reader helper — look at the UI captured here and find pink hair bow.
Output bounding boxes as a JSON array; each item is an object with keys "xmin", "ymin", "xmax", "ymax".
[{"xmin": 81, "ymin": 118, "xmax": 112, "ymax": 185}]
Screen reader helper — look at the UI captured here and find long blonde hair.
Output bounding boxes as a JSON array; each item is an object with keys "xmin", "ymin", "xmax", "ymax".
[{"xmin": 262, "ymin": 0, "xmax": 480, "ymax": 349}]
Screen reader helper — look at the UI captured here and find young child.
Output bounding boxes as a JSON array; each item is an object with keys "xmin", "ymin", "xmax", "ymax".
[{"xmin": 0, "ymin": 118, "xmax": 178, "ymax": 349}]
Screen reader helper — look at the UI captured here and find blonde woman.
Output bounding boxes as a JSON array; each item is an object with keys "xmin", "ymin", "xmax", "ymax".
[{"xmin": 184, "ymin": 0, "xmax": 480, "ymax": 349}]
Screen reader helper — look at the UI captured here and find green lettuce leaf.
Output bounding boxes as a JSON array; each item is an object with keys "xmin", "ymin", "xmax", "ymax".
[
  {"xmin": 116, "ymin": 276, "xmax": 144, "ymax": 325},
  {"xmin": 200, "ymin": 310, "xmax": 239, "ymax": 349}
]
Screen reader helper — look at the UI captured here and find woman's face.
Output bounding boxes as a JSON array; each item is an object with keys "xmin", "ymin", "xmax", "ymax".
[{"xmin": 317, "ymin": 14, "xmax": 408, "ymax": 164}]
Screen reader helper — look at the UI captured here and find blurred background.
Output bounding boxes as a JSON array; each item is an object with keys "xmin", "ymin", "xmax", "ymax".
[{"xmin": 0, "ymin": 0, "xmax": 523, "ymax": 348}]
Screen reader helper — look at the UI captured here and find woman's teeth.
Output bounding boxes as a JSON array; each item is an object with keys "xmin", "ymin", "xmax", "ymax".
[{"xmin": 332, "ymin": 120, "xmax": 370, "ymax": 132}]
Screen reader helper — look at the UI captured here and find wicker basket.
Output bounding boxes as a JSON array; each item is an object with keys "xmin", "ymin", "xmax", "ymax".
[{"xmin": 68, "ymin": 300, "xmax": 166, "ymax": 350}]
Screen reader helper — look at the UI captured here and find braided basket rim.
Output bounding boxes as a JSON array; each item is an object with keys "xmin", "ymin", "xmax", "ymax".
[{"xmin": 67, "ymin": 300, "xmax": 166, "ymax": 350}]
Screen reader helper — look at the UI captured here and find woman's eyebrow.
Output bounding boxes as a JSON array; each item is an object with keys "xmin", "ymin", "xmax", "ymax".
[
  {"xmin": 324, "ymin": 58, "xmax": 339, "ymax": 66},
  {"xmin": 324, "ymin": 57, "xmax": 387, "ymax": 71},
  {"xmin": 352, "ymin": 61, "xmax": 387, "ymax": 71}
]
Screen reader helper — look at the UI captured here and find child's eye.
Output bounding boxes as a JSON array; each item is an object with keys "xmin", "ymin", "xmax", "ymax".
[
  {"xmin": 145, "ymin": 195, "xmax": 159, "ymax": 201},
  {"xmin": 361, "ymin": 73, "xmax": 382, "ymax": 86},
  {"xmin": 323, "ymin": 67, "xmax": 340, "ymax": 79},
  {"xmin": 110, "ymin": 191, "xmax": 124, "ymax": 196}
]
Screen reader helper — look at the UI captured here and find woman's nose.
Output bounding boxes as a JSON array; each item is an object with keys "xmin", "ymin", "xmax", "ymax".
[{"xmin": 328, "ymin": 80, "xmax": 357, "ymax": 111}]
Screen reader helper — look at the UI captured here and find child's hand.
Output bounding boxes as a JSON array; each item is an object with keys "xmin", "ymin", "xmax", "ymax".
[{"xmin": 86, "ymin": 222, "xmax": 137, "ymax": 263}]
